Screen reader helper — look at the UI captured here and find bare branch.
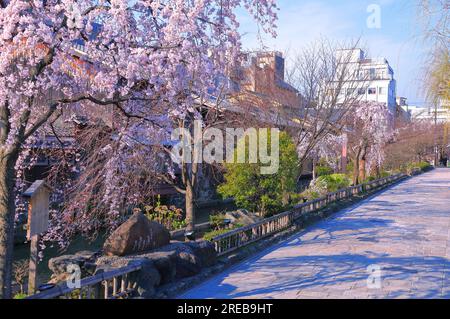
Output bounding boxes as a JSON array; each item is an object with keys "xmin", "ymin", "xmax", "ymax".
[{"xmin": 23, "ymin": 103, "xmax": 59, "ymax": 140}]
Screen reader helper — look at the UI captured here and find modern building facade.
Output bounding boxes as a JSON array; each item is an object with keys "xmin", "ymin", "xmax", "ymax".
[
  {"xmin": 336, "ymin": 49, "xmax": 397, "ymax": 114},
  {"xmin": 403, "ymin": 104, "xmax": 450, "ymax": 123}
]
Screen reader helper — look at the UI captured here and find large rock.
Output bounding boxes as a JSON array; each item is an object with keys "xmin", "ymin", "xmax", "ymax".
[
  {"xmin": 95, "ymin": 240, "xmax": 217, "ymax": 290},
  {"xmin": 158, "ymin": 242, "xmax": 202, "ymax": 279},
  {"xmin": 48, "ymin": 250, "xmax": 99, "ymax": 281},
  {"xmin": 133, "ymin": 260, "xmax": 161, "ymax": 299},
  {"xmin": 143, "ymin": 251, "xmax": 177, "ymax": 285},
  {"xmin": 48, "ymin": 251, "xmax": 99, "ymax": 284},
  {"xmin": 103, "ymin": 212, "xmax": 170, "ymax": 256},
  {"xmin": 96, "ymin": 251, "xmax": 177, "ymax": 287},
  {"xmin": 176, "ymin": 251, "xmax": 202, "ymax": 279},
  {"xmin": 225, "ymin": 209, "xmax": 261, "ymax": 226},
  {"xmin": 95, "ymin": 257, "xmax": 161, "ymax": 299},
  {"xmin": 185, "ymin": 240, "xmax": 217, "ymax": 268}
]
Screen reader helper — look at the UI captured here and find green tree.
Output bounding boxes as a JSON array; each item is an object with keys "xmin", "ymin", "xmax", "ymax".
[{"xmin": 218, "ymin": 132, "xmax": 299, "ymax": 217}]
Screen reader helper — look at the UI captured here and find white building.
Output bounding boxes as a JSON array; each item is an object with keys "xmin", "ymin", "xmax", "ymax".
[
  {"xmin": 336, "ymin": 49, "xmax": 397, "ymax": 114},
  {"xmin": 403, "ymin": 104, "xmax": 450, "ymax": 123}
]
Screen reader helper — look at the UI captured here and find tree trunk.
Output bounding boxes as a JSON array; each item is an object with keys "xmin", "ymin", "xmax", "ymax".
[
  {"xmin": 185, "ymin": 181, "xmax": 195, "ymax": 232},
  {"xmin": 0, "ymin": 152, "xmax": 18, "ymax": 299},
  {"xmin": 352, "ymin": 148, "xmax": 362, "ymax": 185},
  {"xmin": 358, "ymin": 156, "xmax": 366, "ymax": 183},
  {"xmin": 358, "ymin": 146, "xmax": 368, "ymax": 183}
]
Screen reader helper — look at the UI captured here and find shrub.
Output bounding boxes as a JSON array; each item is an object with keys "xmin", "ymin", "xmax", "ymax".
[
  {"xmin": 13, "ymin": 260, "xmax": 28, "ymax": 295},
  {"xmin": 300, "ymin": 188, "xmax": 321, "ymax": 201},
  {"xmin": 301, "ymin": 174, "xmax": 351, "ymax": 200},
  {"xmin": 218, "ymin": 132, "xmax": 299, "ymax": 217},
  {"xmin": 315, "ymin": 165, "xmax": 333, "ymax": 177},
  {"xmin": 417, "ymin": 161, "xmax": 432, "ymax": 171},
  {"xmin": 405, "ymin": 161, "xmax": 432, "ymax": 174},
  {"xmin": 380, "ymin": 171, "xmax": 391, "ymax": 178},
  {"xmin": 140, "ymin": 201, "xmax": 186, "ymax": 231},
  {"xmin": 209, "ymin": 214, "xmax": 227, "ymax": 231},
  {"xmin": 364, "ymin": 176, "xmax": 377, "ymax": 183},
  {"xmin": 13, "ymin": 293, "xmax": 27, "ymax": 300},
  {"xmin": 203, "ymin": 224, "xmax": 244, "ymax": 241},
  {"xmin": 364, "ymin": 171, "xmax": 391, "ymax": 182}
]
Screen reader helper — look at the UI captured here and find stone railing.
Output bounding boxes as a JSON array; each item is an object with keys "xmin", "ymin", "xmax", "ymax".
[
  {"xmin": 212, "ymin": 173, "xmax": 406, "ymax": 256},
  {"xmin": 26, "ymin": 263, "xmax": 142, "ymax": 299}
]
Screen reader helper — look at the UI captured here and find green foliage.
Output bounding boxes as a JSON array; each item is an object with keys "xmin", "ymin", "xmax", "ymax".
[
  {"xmin": 380, "ymin": 171, "xmax": 391, "ymax": 178},
  {"xmin": 203, "ymin": 229, "xmax": 230, "ymax": 241},
  {"xmin": 67, "ymin": 289, "xmax": 95, "ymax": 299},
  {"xmin": 209, "ymin": 214, "xmax": 227, "ymax": 231},
  {"xmin": 315, "ymin": 158, "xmax": 334, "ymax": 177},
  {"xmin": 289, "ymin": 193, "xmax": 304, "ymax": 204},
  {"xmin": 203, "ymin": 224, "xmax": 244, "ymax": 241},
  {"xmin": 364, "ymin": 171, "xmax": 391, "ymax": 182},
  {"xmin": 300, "ymin": 189, "xmax": 321, "ymax": 201},
  {"xmin": 218, "ymin": 131, "xmax": 299, "ymax": 217},
  {"xmin": 346, "ymin": 162, "xmax": 354, "ymax": 174},
  {"xmin": 416, "ymin": 161, "xmax": 432, "ymax": 171},
  {"xmin": 139, "ymin": 197, "xmax": 186, "ymax": 230},
  {"xmin": 315, "ymin": 165, "xmax": 333, "ymax": 177},
  {"xmin": 405, "ymin": 161, "xmax": 432, "ymax": 174},
  {"xmin": 301, "ymin": 174, "xmax": 351, "ymax": 201},
  {"xmin": 13, "ymin": 293, "xmax": 27, "ymax": 299},
  {"xmin": 318, "ymin": 174, "xmax": 351, "ymax": 192}
]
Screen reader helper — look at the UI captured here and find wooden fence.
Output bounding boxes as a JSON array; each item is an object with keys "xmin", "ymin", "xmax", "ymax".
[{"xmin": 211, "ymin": 173, "xmax": 406, "ymax": 256}]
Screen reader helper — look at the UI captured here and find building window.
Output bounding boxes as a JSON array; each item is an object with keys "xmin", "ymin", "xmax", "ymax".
[
  {"xmin": 358, "ymin": 88, "xmax": 366, "ymax": 95},
  {"xmin": 346, "ymin": 88, "xmax": 356, "ymax": 96},
  {"xmin": 368, "ymin": 88, "xmax": 376, "ymax": 95},
  {"xmin": 378, "ymin": 87, "xmax": 386, "ymax": 95}
]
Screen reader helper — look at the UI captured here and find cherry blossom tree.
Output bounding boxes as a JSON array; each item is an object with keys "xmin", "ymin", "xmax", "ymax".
[
  {"xmin": 384, "ymin": 120, "xmax": 446, "ymax": 170},
  {"xmin": 299, "ymin": 132, "xmax": 346, "ymax": 179},
  {"xmin": 0, "ymin": 0, "xmax": 277, "ymax": 298},
  {"xmin": 346, "ymin": 101, "xmax": 395, "ymax": 185}
]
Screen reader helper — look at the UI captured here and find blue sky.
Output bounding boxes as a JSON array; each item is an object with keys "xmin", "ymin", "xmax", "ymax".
[{"xmin": 238, "ymin": 0, "xmax": 431, "ymax": 106}]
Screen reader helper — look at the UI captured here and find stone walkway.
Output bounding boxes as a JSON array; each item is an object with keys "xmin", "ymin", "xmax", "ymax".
[{"xmin": 179, "ymin": 169, "xmax": 450, "ymax": 299}]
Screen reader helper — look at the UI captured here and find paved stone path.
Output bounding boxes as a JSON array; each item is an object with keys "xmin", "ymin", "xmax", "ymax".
[{"xmin": 180, "ymin": 169, "xmax": 450, "ymax": 299}]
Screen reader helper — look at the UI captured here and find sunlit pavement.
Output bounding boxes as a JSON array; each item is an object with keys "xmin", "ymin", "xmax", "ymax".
[{"xmin": 179, "ymin": 169, "xmax": 450, "ymax": 299}]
